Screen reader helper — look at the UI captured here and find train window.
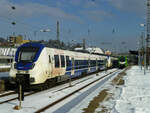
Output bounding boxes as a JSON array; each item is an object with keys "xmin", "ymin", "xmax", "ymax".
[
  {"xmin": 94, "ymin": 61, "xmax": 96, "ymax": 66},
  {"xmin": 61, "ymin": 55, "xmax": 65, "ymax": 67},
  {"xmin": 75, "ymin": 60, "xmax": 79, "ymax": 69},
  {"xmin": 90, "ymin": 60, "xmax": 93, "ymax": 67},
  {"xmin": 85, "ymin": 60, "xmax": 88, "ymax": 68},
  {"xmin": 49, "ymin": 55, "xmax": 51, "ymax": 63},
  {"xmin": 66, "ymin": 56, "xmax": 70, "ymax": 67},
  {"xmin": 18, "ymin": 47, "xmax": 39, "ymax": 62},
  {"xmin": 71, "ymin": 58, "xmax": 75, "ymax": 70},
  {"xmin": 96, "ymin": 59, "xmax": 98, "ymax": 66},
  {"xmin": 78, "ymin": 60, "xmax": 81, "ymax": 69},
  {"xmin": 54, "ymin": 55, "xmax": 60, "ymax": 68}
]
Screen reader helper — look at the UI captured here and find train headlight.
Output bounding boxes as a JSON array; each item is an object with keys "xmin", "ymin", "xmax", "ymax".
[{"xmin": 120, "ymin": 62, "xmax": 125, "ymax": 64}]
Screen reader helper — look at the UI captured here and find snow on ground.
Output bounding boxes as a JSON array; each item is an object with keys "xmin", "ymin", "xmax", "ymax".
[
  {"xmin": 49, "ymin": 70, "xmax": 121, "ymax": 113},
  {"xmin": 93, "ymin": 66, "xmax": 150, "ymax": 113},
  {"xmin": 64, "ymin": 70, "xmax": 122, "ymax": 113},
  {"xmin": 2, "ymin": 66, "xmax": 149, "ymax": 113},
  {"xmin": 0, "ymin": 69, "xmax": 119, "ymax": 113},
  {"xmin": 0, "ymin": 72, "xmax": 9, "ymax": 78},
  {"xmin": 115, "ymin": 66, "xmax": 150, "ymax": 113}
]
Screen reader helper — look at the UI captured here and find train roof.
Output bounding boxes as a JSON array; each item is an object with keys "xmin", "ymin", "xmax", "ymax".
[
  {"xmin": 18, "ymin": 42, "xmax": 117, "ymax": 58},
  {"xmin": 19, "ymin": 42, "xmax": 45, "ymax": 48}
]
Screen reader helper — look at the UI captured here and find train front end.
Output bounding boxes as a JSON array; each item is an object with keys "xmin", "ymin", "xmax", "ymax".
[
  {"xmin": 118, "ymin": 56, "xmax": 128, "ymax": 69},
  {"xmin": 9, "ymin": 42, "xmax": 45, "ymax": 88}
]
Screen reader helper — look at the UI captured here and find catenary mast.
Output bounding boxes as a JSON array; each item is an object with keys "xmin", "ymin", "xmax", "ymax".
[{"xmin": 146, "ymin": 0, "xmax": 150, "ymax": 67}]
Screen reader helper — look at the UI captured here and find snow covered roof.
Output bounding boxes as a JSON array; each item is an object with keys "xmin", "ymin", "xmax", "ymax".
[
  {"xmin": 74, "ymin": 47, "xmax": 84, "ymax": 51},
  {"xmin": 74, "ymin": 47, "xmax": 104, "ymax": 54},
  {"xmin": 86, "ymin": 47, "xmax": 104, "ymax": 54}
]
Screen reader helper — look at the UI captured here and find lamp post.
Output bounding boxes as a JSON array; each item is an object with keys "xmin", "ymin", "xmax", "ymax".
[
  {"xmin": 137, "ymin": 41, "xmax": 141, "ymax": 68},
  {"xmin": 140, "ymin": 24, "xmax": 146, "ymax": 74},
  {"xmin": 11, "ymin": 6, "xmax": 16, "ymax": 36},
  {"xmin": 112, "ymin": 28, "xmax": 117, "ymax": 54},
  {"xmin": 40, "ymin": 29, "xmax": 51, "ymax": 41},
  {"xmin": 40, "ymin": 29, "xmax": 51, "ymax": 32},
  {"xmin": 34, "ymin": 29, "xmax": 51, "ymax": 41}
]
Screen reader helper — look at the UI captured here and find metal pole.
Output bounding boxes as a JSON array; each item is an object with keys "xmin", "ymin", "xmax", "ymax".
[
  {"xmin": 34, "ymin": 31, "xmax": 37, "ymax": 40},
  {"xmin": 57, "ymin": 21, "xmax": 60, "ymax": 41},
  {"xmin": 138, "ymin": 41, "xmax": 140, "ymax": 68},
  {"xmin": 144, "ymin": 38, "xmax": 147, "ymax": 75},
  {"xmin": 146, "ymin": 0, "xmax": 150, "ymax": 69},
  {"xmin": 144, "ymin": 46, "xmax": 146, "ymax": 75},
  {"xmin": 19, "ymin": 84, "xmax": 22, "ymax": 109},
  {"xmin": 141, "ymin": 33, "xmax": 144, "ymax": 70},
  {"xmin": 14, "ymin": 84, "xmax": 22, "ymax": 110}
]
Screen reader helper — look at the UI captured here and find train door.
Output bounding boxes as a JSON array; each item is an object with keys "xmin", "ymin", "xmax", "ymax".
[
  {"xmin": 71, "ymin": 57, "xmax": 75, "ymax": 75},
  {"xmin": 48, "ymin": 55, "xmax": 52, "ymax": 77}
]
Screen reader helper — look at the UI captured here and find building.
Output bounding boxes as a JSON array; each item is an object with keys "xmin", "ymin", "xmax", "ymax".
[{"xmin": 9, "ymin": 35, "xmax": 30, "ymax": 46}]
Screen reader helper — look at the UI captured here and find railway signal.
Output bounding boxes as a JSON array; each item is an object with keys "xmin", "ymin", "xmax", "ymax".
[
  {"xmin": 14, "ymin": 76, "xmax": 25, "ymax": 110},
  {"xmin": 18, "ymin": 84, "xmax": 24, "ymax": 101},
  {"xmin": 13, "ymin": 83, "xmax": 24, "ymax": 110},
  {"xmin": 16, "ymin": 75, "xmax": 25, "ymax": 101}
]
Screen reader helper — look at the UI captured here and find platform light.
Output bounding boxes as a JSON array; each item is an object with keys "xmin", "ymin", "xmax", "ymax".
[{"xmin": 40, "ymin": 29, "xmax": 51, "ymax": 32}]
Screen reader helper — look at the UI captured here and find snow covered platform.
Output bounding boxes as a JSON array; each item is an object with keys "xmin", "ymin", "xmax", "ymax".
[
  {"xmin": 115, "ymin": 66, "xmax": 150, "ymax": 113},
  {"xmin": 93, "ymin": 66, "xmax": 150, "ymax": 113}
]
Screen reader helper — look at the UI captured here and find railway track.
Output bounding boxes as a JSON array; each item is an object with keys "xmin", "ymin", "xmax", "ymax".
[
  {"xmin": 34, "ymin": 69, "xmax": 120, "ymax": 113},
  {"xmin": 0, "ymin": 73, "xmax": 96, "ymax": 105},
  {"xmin": 0, "ymin": 91, "xmax": 16, "ymax": 98},
  {"xmin": 0, "ymin": 68, "xmax": 118, "ymax": 106},
  {"xmin": 0, "ymin": 68, "xmax": 104, "ymax": 97},
  {"xmin": 0, "ymin": 91, "xmax": 36, "ymax": 104}
]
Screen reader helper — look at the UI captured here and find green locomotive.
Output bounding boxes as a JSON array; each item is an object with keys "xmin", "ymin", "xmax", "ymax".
[{"xmin": 118, "ymin": 56, "xmax": 128, "ymax": 69}]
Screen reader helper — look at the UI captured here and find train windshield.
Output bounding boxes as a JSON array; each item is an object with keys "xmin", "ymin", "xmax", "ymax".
[
  {"xmin": 120, "ymin": 57, "xmax": 125, "ymax": 62},
  {"xmin": 18, "ymin": 47, "xmax": 39, "ymax": 62}
]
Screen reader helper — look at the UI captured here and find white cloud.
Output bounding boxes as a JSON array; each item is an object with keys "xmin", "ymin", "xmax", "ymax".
[
  {"xmin": 68, "ymin": 0, "xmax": 81, "ymax": 6},
  {"xmin": 83, "ymin": 1, "xmax": 98, "ymax": 9},
  {"xmin": 109, "ymin": 0, "xmax": 146, "ymax": 15},
  {"xmin": 81, "ymin": 10, "xmax": 113, "ymax": 22},
  {"xmin": 0, "ymin": 0, "xmax": 81, "ymax": 21},
  {"xmin": 57, "ymin": 0, "xmax": 98, "ymax": 9}
]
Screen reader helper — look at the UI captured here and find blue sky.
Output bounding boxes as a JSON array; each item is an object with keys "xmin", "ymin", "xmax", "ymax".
[{"xmin": 0, "ymin": 0, "xmax": 146, "ymax": 52}]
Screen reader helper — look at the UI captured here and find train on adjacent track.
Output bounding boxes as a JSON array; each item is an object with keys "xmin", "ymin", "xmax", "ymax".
[
  {"xmin": 9, "ymin": 42, "xmax": 118, "ymax": 90},
  {"xmin": 118, "ymin": 56, "xmax": 128, "ymax": 69}
]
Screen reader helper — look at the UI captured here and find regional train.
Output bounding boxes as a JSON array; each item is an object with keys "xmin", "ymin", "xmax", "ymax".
[
  {"xmin": 9, "ymin": 42, "xmax": 118, "ymax": 90},
  {"xmin": 118, "ymin": 56, "xmax": 128, "ymax": 69}
]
